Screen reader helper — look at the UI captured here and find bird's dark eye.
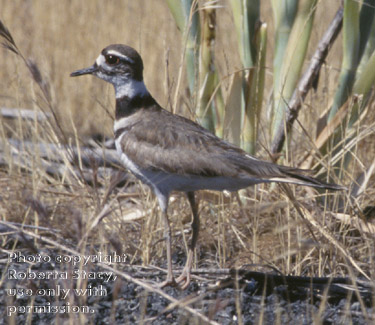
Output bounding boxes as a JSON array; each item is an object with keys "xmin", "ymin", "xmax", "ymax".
[{"xmin": 105, "ymin": 55, "xmax": 120, "ymax": 65}]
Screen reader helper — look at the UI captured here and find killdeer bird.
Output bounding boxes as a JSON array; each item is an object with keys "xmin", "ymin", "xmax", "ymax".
[{"xmin": 71, "ymin": 44, "xmax": 344, "ymax": 289}]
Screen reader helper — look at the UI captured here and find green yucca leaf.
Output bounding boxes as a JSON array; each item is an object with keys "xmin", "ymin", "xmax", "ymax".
[
  {"xmin": 212, "ymin": 73, "xmax": 225, "ymax": 138},
  {"xmin": 269, "ymin": 6, "xmax": 343, "ymax": 156},
  {"xmin": 167, "ymin": 1, "xmax": 223, "ymax": 133},
  {"xmin": 356, "ymin": 1, "xmax": 375, "ymax": 86},
  {"xmin": 354, "ymin": 50, "xmax": 375, "ymax": 97},
  {"xmin": 229, "ymin": 0, "xmax": 261, "ymax": 153},
  {"xmin": 316, "ymin": 0, "xmax": 375, "ymax": 176},
  {"xmin": 242, "ymin": 23, "xmax": 267, "ymax": 154},
  {"xmin": 224, "ymin": 71, "xmax": 244, "ymax": 147},
  {"xmin": 166, "ymin": 0, "xmax": 200, "ymax": 94},
  {"xmin": 357, "ymin": 19, "xmax": 375, "ymax": 78},
  {"xmin": 271, "ymin": 0, "xmax": 317, "ymax": 144},
  {"xmin": 166, "ymin": 0, "xmax": 188, "ymax": 32},
  {"xmin": 358, "ymin": 0, "xmax": 375, "ymax": 61},
  {"xmin": 230, "ymin": 0, "xmax": 260, "ymax": 68},
  {"xmin": 327, "ymin": 0, "xmax": 360, "ymax": 123},
  {"xmin": 271, "ymin": 0, "xmax": 298, "ymax": 120},
  {"xmin": 349, "ymin": 46, "xmax": 375, "ymax": 129},
  {"xmin": 196, "ymin": 7, "xmax": 216, "ymax": 132}
]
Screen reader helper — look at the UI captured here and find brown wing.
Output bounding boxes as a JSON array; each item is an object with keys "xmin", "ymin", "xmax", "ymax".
[
  {"xmin": 119, "ymin": 107, "xmax": 240, "ymax": 177},
  {"xmin": 119, "ymin": 107, "xmax": 343, "ymax": 190}
]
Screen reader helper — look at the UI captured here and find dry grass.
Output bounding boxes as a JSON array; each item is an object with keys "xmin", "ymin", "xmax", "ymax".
[{"xmin": 1, "ymin": 0, "xmax": 375, "ymax": 323}]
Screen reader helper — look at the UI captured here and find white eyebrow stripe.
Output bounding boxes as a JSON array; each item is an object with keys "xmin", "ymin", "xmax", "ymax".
[{"xmin": 106, "ymin": 50, "xmax": 135, "ymax": 64}]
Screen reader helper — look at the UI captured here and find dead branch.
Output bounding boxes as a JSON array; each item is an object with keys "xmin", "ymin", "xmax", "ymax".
[
  {"xmin": 3, "ymin": 138, "xmax": 121, "ymax": 168},
  {"xmin": 1, "ymin": 107, "xmax": 52, "ymax": 121},
  {"xmin": 270, "ymin": 6, "xmax": 344, "ymax": 155}
]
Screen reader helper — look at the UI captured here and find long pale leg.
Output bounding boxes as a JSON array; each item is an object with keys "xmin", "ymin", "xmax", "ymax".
[
  {"xmin": 157, "ymin": 192, "xmax": 176, "ymax": 287},
  {"xmin": 176, "ymin": 191, "xmax": 199, "ymax": 289}
]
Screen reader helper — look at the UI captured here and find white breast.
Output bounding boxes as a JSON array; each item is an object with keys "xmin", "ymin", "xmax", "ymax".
[{"xmin": 115, "ymin": 134, "xmax": 143, "ymax": 178}]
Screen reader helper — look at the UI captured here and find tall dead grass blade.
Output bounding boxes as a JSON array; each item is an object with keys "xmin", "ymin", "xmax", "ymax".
[
  {"xmin": 281, "ymin": 185, "xmax": 370, "ymax": 280},
  {"xmin": 0, "ymin": 19, "xmax": 66, "ymax": 146},
  {"xmin": 0, "ymin": 20, "xmax": 18, "ymax": 54},
  {"xmin": 350, "ymin": 158, "xmax": 375, "ymax": 199}
]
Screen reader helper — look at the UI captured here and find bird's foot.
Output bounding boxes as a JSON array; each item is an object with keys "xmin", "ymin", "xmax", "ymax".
[
  {"xmin": 157, "ymin": 276, "xmax": 177, "ymax": 288},
  {"xmin": 176, "ymin": 269, "xmax": 191, "ymax": 290}
]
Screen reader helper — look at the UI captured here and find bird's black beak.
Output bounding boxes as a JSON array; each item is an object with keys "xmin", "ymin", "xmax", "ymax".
[{"xmin": 70, "ymin": 64, "xmax": 98, "ymax": 77}]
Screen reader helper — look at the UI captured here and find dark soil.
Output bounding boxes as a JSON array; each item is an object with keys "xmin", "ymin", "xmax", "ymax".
[{"xmin": 1, "ymin": 245, "xmax": 374, "ymax": 325}]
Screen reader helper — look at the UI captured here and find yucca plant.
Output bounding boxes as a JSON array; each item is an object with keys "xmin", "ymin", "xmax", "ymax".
[
  {"xmin": 271, "ymin": 0, "xmax": 317, "ymax": 154},
  {"xmin": 166, "ymin": 0, "xmax": 224, "ymax": 133},
  {"xmin": 315, "ymin": 0, "xmax": 375, "ymax": 178},
  {"xmin": 229, "ymin": 0, "xmax": 267, "ymax": 154},
  {"xmin": 241, "ymin": 21, "xmax": 267, "ymax": 154},
  {"xmin": 166, "ymin": 0, "xmax": 200, "ymax": 95},
  {"xmin": 167, "ymin": 0, "xmax": 266, "ymax": 152},
  {"xmin": 167, "ymin": 0, "xmax": 374, "ymax": 186}
]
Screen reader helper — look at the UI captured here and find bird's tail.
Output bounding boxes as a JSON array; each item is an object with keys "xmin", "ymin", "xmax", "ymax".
[{"xmin": 272, "ymin": 166, "xmax": 346, "ymax": 191}]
